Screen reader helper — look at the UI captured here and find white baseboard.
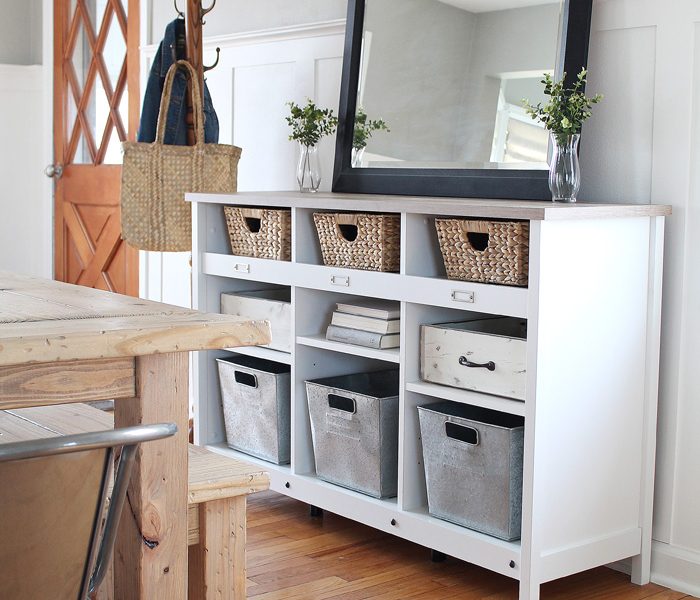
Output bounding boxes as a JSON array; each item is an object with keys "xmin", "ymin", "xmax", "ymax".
[
  {"xmin": 650, "ymin": 541, "xmax": 700, "ymax": 597},
  {"xmin": 606, "ymin": 542, "xmax": 700, "ymax": 596}
]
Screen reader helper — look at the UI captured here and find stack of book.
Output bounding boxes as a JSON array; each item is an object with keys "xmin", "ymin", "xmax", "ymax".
[{"xmin": 325, "ymin": 299, "xmax": 400, "ymax": 349}]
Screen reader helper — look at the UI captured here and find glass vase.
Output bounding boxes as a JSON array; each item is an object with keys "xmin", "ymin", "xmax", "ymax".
[
  {"xmin": 548, "ymin": 133, "xmax": 581, "ymax": 202},
  {"xmin": 351, "ymin": 146, "xmax": 366, "ymax": 168},
  {"xmin": 297, "ymin": 143, "xmax": 321, "ymax": 193}
]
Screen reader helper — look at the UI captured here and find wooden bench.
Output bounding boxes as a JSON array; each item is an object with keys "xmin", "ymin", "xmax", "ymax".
[{"xmin": 0, "ymin": 403, "xmax": 269, "ymax": 599}]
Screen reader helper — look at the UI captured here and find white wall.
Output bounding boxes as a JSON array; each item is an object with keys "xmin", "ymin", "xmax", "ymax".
[
  {"xmin": 0, "ymin": 0, "xmax": 42, "ymax": 65},
  {"xmin": 580, "ymin": 0, "xmax": 700, "ymax": 594},
  {"xmin": 0, "ymin": 1, "xmax": 49, "ymax": 278},
  {"xmin": 0, "ymin": 65, "xmax": 49, "ymax": 278}
]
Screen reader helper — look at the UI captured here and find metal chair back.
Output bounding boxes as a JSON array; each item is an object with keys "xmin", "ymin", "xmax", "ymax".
[{"xmin": 0, "ymin": 423, "xmax": 177, "ymax": 600}]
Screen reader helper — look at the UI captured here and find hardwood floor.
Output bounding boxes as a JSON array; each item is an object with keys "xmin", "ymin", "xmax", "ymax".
[{"xmin": 246, "ymin": 491, "xmax": 695, "ymax": 600}]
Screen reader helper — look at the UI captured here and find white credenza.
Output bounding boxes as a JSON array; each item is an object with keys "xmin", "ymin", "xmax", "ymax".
[{"xmin": 189, "ymin": 191, "xmax": 670, "ymax": 600}]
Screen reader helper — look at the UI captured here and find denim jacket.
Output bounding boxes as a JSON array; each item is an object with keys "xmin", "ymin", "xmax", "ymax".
[{"xmin": 137, "ymin": 18, "xmax": 219, "ymax": 144}]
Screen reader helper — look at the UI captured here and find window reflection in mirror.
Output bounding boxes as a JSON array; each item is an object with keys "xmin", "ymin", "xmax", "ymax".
[{"xmin": 354, "ymin": 0, "xmax": 562, "ymax": 170}]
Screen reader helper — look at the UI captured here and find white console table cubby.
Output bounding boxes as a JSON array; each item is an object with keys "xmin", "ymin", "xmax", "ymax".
[{"xmin": 188, "ymin": 191, "xmax": 670, "ymax": 600}]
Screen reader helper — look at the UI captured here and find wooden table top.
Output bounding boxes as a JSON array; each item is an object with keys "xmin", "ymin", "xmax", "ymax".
[{"xmin": 0, "ymin": 272, "xmax": 271, "ymax": 366}]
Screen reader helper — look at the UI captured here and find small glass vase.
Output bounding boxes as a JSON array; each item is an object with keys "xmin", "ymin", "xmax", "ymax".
[
  {"xmin": 297, "ymin": 143, "xmax": 321, "ymax": 193},
  {"xmin": 548, "ymin": 133, "xmax": 581, "ymax": 202},
  {"xmin": 351, "ymin": 146, "xmax": 365, "ymax": 168}
]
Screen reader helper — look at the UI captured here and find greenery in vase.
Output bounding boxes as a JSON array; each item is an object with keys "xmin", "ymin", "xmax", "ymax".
[
  {"xmin": 522, "ymin": 68, "xmax": 602, "ymax": 144},
  {"xmin": 286, "ymin": 99, "xmax": 338, "ymax": 147},
  {"xmin": 353, "ymin": 108, "xmax": 390, "ymax": 150}
]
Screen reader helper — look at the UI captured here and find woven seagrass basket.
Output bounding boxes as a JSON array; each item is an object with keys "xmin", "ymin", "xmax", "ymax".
[
  {"xmin": 121, "ymin": 61, "xmax": 241, "ymax": 252},
  {"xmin": 435, "ymin": 218, "xmax": 529, "ymax": 286},
  {"xmin": 224, "ymin": 206, "xmax": 291, "ymax": 261},
  {"xmin": 313, "ymin": 212, "xmax": 400, "ymax": 272}
]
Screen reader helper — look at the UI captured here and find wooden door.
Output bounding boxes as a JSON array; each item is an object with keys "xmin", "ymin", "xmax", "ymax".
[{"xmin": 53, "ymin": 0, "xmax": 139, "ymax": 294}]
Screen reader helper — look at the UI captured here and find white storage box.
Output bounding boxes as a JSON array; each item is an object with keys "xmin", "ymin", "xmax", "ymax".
[
  {"xmin": 221, "ymin": 288, "xmax": 291, "ymax": 353},
  {"xmin": 420, "ymin": 317, "xmax": 527, "ymax": 400}
]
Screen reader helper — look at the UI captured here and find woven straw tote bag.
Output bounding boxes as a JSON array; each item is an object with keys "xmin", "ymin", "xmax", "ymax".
[{"xmin": 120, "ymin": 60, "xmax": 242, "ymax": 251}]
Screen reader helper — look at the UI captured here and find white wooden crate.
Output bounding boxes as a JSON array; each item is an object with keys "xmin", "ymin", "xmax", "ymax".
[
  {"xmin": 221, "ymin": 289, "xmax": 292, "ymax": 353},
  {"xmin": 420, "ymin": 318, "xmax": 527, "ymax": 401}
]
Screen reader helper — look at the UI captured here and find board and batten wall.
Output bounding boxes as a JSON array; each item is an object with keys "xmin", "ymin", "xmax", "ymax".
[
  {"xmin": 138, "ymin": 2, "xmax": 345, "ymax": 305},
  {"xmin": 0, "ymin": 65, "xmax": 47, "ymax": 278},
  {"xmin": 581, "ymin": 1, "xmax": 700, "ymax": 594},
  {"xmin": 0, "ymin": 0, "xmax": 43, "ymax": 66},
  {"xmin": 0, "ymin": 0, "xmax": 50, "ymax": 279},
  {"xmin": 141, "ymin": 1, "xmax": 700, "ymax": 594}
]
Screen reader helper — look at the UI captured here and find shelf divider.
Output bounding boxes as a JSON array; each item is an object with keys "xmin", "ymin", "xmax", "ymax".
[
  {"xmin": 223, "ymin": 345, "xmax": 292, "ymax": 365},
  {"xmin": 297, "ymin": 334, "xmax": 400, "ymax": 363},
  {"xmin": 405, "ymin": 380, "xmax": 525, "ymax": 417}
]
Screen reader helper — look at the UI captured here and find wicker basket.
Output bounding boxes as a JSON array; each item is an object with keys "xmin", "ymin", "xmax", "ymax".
[
  {"xmin": 224, "ymin": 206, "xmax": 291, "ymax": 261},
  {"xmin": 313, "ymin": 212, "xmax": 400, "ymax": 272},
  {"xmin": 435, "ymin": 218, "xmax": 529, "ymax": 286}
]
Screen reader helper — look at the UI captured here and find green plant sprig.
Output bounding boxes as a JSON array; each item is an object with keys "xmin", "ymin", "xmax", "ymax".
[
  {"xmin": 353, "ymin": 108, "xmax": 390, "ymax": 150},
  {"xmin": 523, "ymin": 68, "xmax": 602, "ymax": 144},
  {"xmin": 286, "ymin": 99, "xmax": 338, "ymax": 147}
]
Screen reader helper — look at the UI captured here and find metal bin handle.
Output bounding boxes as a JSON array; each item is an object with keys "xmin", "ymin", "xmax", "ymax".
[
  {"xmin": 445, "ymin": 422, "xmax": 479, "ymax": 446},
  {"xmin": 328, "ymin": 394, "xmax": 356, "ymax": 414}
]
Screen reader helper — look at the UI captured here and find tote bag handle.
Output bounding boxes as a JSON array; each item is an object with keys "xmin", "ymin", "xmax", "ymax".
[{"xmin": 154, "ymin": 60, "xmax": 206, "ymax": 146}]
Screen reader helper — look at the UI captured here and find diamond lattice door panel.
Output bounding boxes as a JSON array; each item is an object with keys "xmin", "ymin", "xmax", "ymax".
[{"xmin": 54, "ymin": 0, "xmax": 139, "ymax": 294}]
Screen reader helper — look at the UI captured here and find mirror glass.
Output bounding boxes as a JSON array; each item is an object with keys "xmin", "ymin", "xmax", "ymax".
[{"xmin": 353, "ymin": 0, "xmax": 563, "ymax": 171}]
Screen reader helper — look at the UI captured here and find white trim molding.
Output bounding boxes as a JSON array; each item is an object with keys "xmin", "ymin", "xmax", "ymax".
[
  {"xmin": 651, "ymin": 541, "xmax": 700, "ymax": 597},
  {"xmin": 42, "ymin": 0, "xmax": 53, "ymax": 279},
  {"xmin": 0, "ymin": 64, "xmax": 43, "ymax": 91},
  {"xmin": 140, "ymin": 18, "xmax": 346, "ymax": 58}
]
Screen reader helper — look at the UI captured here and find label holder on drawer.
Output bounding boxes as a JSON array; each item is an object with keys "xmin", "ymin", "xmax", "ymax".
[
  {"xmin": 451, "ymin": 290, "xmax": 474, "ymax": 303},
  {"xmin": 331, "ymin": 275, "xmax": 350, "ymax": 287}
]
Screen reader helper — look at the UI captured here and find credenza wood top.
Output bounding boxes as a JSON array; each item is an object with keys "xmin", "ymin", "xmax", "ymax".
[
  {"xmin": 0, "ymin": 272, "xmax": 271, "ymax": 366},
  {"xmin": 187, "ymin": 191, "xmax": 671, "ymax": 220}
]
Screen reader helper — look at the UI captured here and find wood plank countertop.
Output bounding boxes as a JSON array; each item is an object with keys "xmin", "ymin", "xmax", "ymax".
[
  {"xmin": 187, "ymin": 191, "xmax": 672, "ymax": 221},
  {"xmin": 0, "ymin": 271, "xmax": 271, "ymax": 366}
]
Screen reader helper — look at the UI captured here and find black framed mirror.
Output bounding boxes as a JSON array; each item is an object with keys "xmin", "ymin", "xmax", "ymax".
[{"xmin": 332, "ymin": 0, "xmax": 593, "ymax": 200}]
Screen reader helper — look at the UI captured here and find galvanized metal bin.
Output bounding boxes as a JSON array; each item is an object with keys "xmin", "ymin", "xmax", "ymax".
[
  {"xmin": 217, "ymin": 355, "xmax": 291, "ymax": 464},
  {"xmin": 306, "ymin": 369, "xmax": 399, "ymax": 498},
  {"xmin": 418, "ymin": 401, "xmax": 525, "ymax": 540}
]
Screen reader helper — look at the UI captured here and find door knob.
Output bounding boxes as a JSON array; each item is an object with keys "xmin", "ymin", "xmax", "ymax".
[{"xmin": 44, "ymin": 164, "xmax": 63, "ymax": 179}]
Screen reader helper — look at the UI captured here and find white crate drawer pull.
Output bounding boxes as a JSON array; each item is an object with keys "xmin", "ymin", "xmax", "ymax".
[{"xmin": 458, "ymin": 356, "xmax": 496, "ymax": 371}]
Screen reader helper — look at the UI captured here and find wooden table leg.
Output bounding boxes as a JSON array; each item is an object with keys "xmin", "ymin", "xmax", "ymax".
[
  {"xmin": 113, "ymin": 352, "xmax": 189, "ymax": 599},
  {"xmin": 188, "ymin": 496, "xmax": 247, "ymax": 600}
]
